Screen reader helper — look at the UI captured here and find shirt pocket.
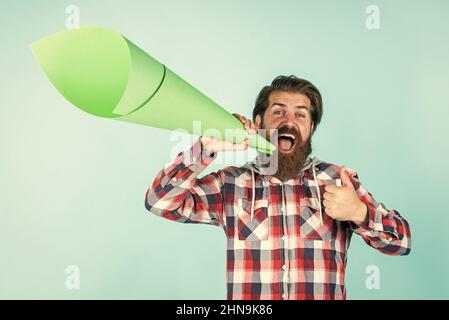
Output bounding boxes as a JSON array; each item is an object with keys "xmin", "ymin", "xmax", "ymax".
[
  {"xmin": 299, "ymin": 196, "xmax": 334, "ymax": 241},
  {"xmin": 235, "ymin": 198, "xmax": 270, "ymax": 241}
]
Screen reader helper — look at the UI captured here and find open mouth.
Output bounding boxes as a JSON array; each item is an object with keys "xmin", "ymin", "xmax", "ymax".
[{"xmin": 278, "ymin": 133, "xmax": 296, "ymax": 153}]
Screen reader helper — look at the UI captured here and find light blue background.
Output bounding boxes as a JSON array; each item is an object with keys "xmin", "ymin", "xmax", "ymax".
[{"xmin": 0, "ymin": 0, "xmax": 448, "ymax": 299}]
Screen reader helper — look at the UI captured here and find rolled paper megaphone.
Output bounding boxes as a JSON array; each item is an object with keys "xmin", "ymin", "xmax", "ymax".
[{"xmin": 30, "ymin": 26, "xmax": 276, "ymax": 154}]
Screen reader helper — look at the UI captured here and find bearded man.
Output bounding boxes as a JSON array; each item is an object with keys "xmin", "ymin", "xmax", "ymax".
[{"xmin": 145, "ymin": 75, "xmax": 411, "ymax": 300}]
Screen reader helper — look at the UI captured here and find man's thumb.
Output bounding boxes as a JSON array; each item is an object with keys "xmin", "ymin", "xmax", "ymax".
[{"xmin": 340, "ymin": 166, "xmax": 353, "ymax": 189}]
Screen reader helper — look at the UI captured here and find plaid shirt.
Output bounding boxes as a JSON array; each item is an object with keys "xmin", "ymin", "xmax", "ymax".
[{"xmin": 145, "ymin": 139, "xmax": 411, "ymax": 300}]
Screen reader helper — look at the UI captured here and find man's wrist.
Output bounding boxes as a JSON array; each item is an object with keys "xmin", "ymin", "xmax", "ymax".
[
  {"xmin": 203, "ymin": 147, "xmax": 215, "ymax": 157},
  {"xmin": 199, "ymin": 137, "xmax": 216, "ymax": 161},
  {"xmin": 352, "ymin": 202, "xmax": 368, "ymax": 226},
  {"xmin": 203, "ymin": 149, "xmax": 215, "ymax": 158}
]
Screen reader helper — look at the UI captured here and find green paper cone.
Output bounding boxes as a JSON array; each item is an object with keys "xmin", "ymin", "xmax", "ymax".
[{"xmin": 30, "ymin": 26, "xmax": 276, "ymax": 154}]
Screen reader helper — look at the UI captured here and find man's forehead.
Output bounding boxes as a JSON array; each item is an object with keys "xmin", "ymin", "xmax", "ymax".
[{"xmin": 269, "ymin": 91, "xmax": 311, "ymax": 109}]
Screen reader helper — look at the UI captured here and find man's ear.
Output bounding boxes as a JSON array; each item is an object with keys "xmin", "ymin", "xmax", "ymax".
[
  {"xmin": 311, "ymin": 121, "xmax": 315, "ymax": 133},
  {"xmin": 254, "ymin": 114, "xmax": 262, "ymax": 129}
]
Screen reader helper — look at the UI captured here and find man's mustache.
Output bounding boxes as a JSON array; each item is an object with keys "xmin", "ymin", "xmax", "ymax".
[{"xmin": 267, "ymin": 126, "xmax": 302, "ymax": 144}]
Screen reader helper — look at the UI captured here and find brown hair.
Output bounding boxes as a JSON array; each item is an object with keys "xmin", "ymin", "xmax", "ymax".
[{"xmin": 253, "ymin": 75, "xmax": 323, "ymax": 132}]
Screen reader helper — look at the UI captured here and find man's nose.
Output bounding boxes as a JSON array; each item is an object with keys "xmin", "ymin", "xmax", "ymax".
[
  {"xmin": 284, "ymin": 112, "xmax": 298, "ymax": 125},
  {"xmin": 281, "ymin": 118, "xmax": 299, "ymax": 131}
]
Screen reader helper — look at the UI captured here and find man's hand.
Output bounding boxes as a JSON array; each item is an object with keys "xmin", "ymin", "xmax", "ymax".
[
  {"xmin": 200, "ymin": 113, "xmax": 257, "ymax": 155},
  {"xmin": 322, "ymin": 167, "xmax": 368, "ymax": 226},
  {"xmin": 232, "ymin": 113, "xmax": 258, "ymax": 135}
]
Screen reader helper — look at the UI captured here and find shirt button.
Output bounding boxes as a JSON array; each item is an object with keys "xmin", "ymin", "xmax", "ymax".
[
  {"xmin": 282, "ymin": 294, "xmax": 286, "ymax": 299},
  {"xmin": 172, "ymin": 177, "xmax": 177, "ymax": 182},
  {"xmin": 282, "ymin": 264, "xmax": 286, "ymax": 270},
  {"xmin": 282, "ymin": 236, "xmax": 286, "ymax": 241}
]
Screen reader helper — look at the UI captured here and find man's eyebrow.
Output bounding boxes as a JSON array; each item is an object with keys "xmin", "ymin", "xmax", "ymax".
[{"xmin": 270, "ymin": 103, "xmax": 309, "ymax": 110}]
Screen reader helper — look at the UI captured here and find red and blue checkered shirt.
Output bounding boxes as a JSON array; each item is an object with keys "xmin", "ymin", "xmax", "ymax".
[{"xmin": 145, "ymin": 139, "xmax": 411, "ymax": 300}]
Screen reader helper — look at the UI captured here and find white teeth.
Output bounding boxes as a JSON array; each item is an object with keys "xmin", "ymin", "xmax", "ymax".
[{"xmin": 279, "ymin": 133, "xmax": 296, "ymax": 140}]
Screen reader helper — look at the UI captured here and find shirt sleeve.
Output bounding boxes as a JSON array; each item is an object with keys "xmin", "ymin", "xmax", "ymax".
[
  {"xmin": 144, "ymin": 138, "xmax": 225, "ymax": 228},
  {"xmin": 346, "ymin": 169, "xmax": 412, "ymax": 256}
]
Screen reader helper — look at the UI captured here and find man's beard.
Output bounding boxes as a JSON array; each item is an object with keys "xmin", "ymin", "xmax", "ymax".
[{"xmin": 262, "ymin": 125, "xmax": 312, "ymax": 182}]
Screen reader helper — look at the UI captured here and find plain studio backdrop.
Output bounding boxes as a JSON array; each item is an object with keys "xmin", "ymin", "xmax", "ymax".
[{"xmin": 0, "ymin": 0, "xmax": 448, "ymax": 299}]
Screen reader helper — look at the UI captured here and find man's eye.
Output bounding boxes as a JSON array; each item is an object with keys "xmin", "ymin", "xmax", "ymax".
[
  {"xmin": 274, "ymin": 110, "xmax": 283, "ymax": 115},
  {"xmin": 296, "ymin": 113, "xmax": 306, "ymax": 118}
]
